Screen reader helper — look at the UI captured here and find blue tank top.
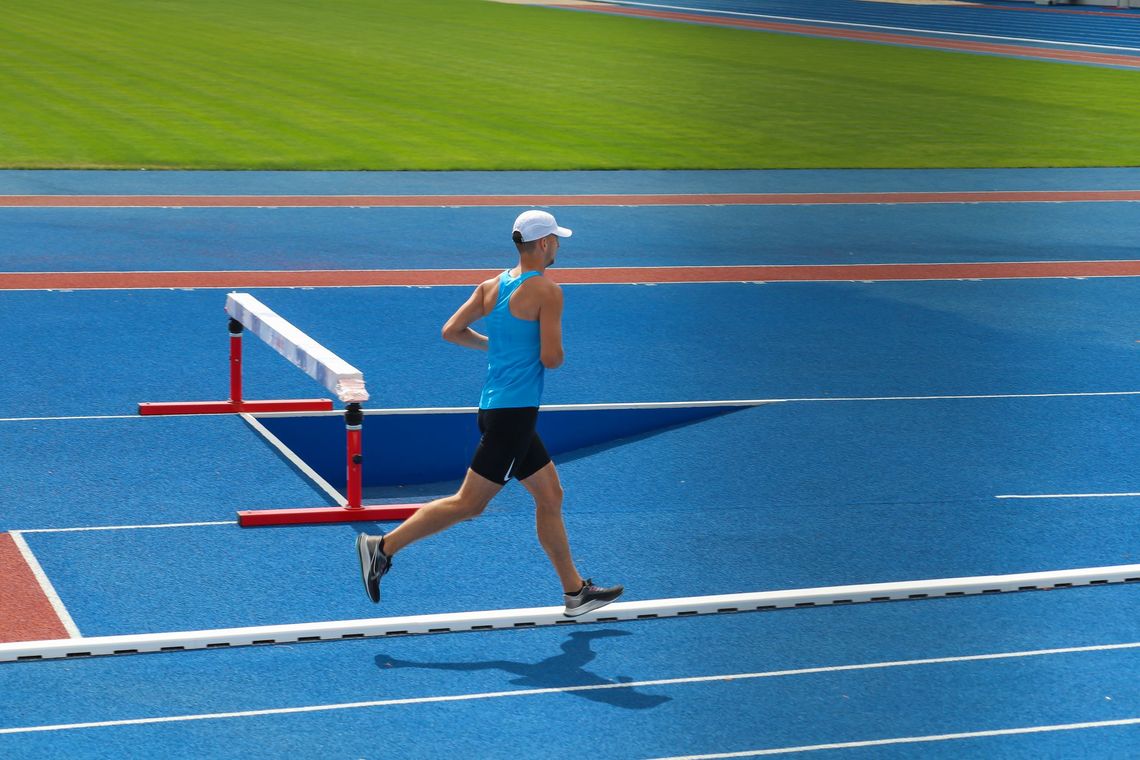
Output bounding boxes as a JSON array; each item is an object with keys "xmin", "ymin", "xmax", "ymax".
[{"xmin": 479, "ymin": 270, "xmax": 545, "ymax": 410}]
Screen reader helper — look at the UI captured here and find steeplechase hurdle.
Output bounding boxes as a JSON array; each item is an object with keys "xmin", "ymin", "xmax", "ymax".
[{"xmin": 139, "ymin": 292, "xmax": 421, "ymax": 527}]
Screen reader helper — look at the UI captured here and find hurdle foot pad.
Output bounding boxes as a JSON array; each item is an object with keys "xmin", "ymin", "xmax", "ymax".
[
  {"xmin": 139, "ymin": 399, "xmax": 334, "ymax": 415},
  {"xmin": 237, "ymin": 504, "xmax": 422, "ymax": 527}
]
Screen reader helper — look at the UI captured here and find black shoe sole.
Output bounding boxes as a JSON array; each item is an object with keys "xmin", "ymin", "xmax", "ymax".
[{"xmin": 563, "ymin": 590, "xmax": 623, "ymax": 618}]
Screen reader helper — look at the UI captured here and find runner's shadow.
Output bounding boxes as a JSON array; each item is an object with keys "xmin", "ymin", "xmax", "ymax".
[{"xmin": 375, "ymin": 629, "xmax": 671, "ymax": 709}]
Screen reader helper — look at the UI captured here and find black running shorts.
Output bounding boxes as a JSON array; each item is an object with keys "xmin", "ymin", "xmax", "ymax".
[{"xmin": 470, "ymin": 407, "xmax": 551, "ymax": 485}]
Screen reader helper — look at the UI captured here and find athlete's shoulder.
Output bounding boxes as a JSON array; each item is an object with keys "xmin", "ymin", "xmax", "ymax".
[
  {"xmin": 475, "ymin": 275, "xmax": 501, "ymax": 314},
  {"xmin": 532, "ymin": 277, "xmax": 563, "ymax": 313},
  {"xmin": 526, "ymin": 273, "xmax": 561, "ymax": 296},
  {"xmin": 478, "ymin": 274, "xmax": 506, "ymax": 297}
]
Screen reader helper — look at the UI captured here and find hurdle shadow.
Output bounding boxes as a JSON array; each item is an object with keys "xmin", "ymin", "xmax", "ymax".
[{"xmin": 374, "ymin": 629, "xmax": 671, "ymax": 710}]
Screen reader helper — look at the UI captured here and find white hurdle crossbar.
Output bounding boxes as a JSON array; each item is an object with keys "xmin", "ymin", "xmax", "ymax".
[{"xmin": 225, "ymin": 292, "xmax": 368, "ymax": 404}]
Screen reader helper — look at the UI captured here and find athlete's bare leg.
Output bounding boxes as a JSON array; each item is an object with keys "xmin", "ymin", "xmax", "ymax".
[
  {"xmin": 520, "ymin": 462, "xmax": 584, "ymax": 594},
  {"xmin": 381, "ymin": 469, "xmax": 503, "ymax": 555}
]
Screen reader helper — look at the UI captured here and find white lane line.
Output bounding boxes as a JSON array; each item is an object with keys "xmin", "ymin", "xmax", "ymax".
[
  {"xmin": 255, "ymin": 398, "xmax": 775, "ymax": 421},
  {"xmin": 776, "ymin": 390, "xmax": 1140, "ymax": 403},
  {"xmin": 7, "ymin": 531, "xmax": 81, "ymax": 638},
  {"xmin": 16, "ymin": 521, "xmax": 235, "ymax": 534},
  {"xmin": 4, "ymin": 390, "xmax": 1140, "ymax": 424},
  {"xmin": 599, "ymin": 1, "xmax": 1140, "ymax": 53},
  {"xmin": 2, "ymin": 641, "xmax": 1137, "ymax": 735},
  {"xmin": 652, "ymin": 717, "xmax": 1140, "ymax": 758},
  {"xmin": 252, "ymin": 391, "xmax": 1140, "ymax": 421},
  {"xmin": 997, "ymin": 492, "xmax": 1140, "ymax": 500},
  {"xmin": 239, "ymin": 412, "xmax": 347, "ymax": 506},
  {"xmin": 0, "ymin": 414, "xmax": 144, "ymax": 422},
  {"xmin": 5, "ymin": 275, "xmax": 1140, "ymax": 291},
  {"xmin": 3, "ymin": 564, "xmax": 1138, "ymax": 662},
  {"xmin": 4, "ymin": 391, "xmax": 1139, "ymax": 424}
]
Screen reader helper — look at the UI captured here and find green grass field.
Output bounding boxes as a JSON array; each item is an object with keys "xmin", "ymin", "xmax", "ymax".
[{"xmin": 1, "ymin": 0, "xmax": 1138, "ymax": 170}]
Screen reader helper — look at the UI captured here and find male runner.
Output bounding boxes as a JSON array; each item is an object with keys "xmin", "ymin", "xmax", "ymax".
[{"xmin": 356, "ymin": 210, "xmax": 623, "ymax": 617}]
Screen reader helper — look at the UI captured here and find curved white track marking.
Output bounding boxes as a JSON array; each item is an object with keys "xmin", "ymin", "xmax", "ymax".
[
  {"xmin": 2, "ymin": 642, "xmax": 1139, "ymax": 734},
  {"xmin": 652, "ymin": 717, "xmax": 1140, "ymax": 758}
]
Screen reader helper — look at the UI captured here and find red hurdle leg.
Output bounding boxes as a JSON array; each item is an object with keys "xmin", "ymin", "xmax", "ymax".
[
  {"xmin": 345, "ymin": 402, "xmax": 364, "ymax": 510},
  {"xmin": 228, "ymin": 317, "xmax": 243, "ymax": 405},
  {"xmin": 236, "ymin": 402, "xmax": 423, "ymax": 526}
]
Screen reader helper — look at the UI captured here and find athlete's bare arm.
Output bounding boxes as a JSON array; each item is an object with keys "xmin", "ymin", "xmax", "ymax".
[
  {"xmin": 441, "ymin": 280, "xmax": 491, "ymax": 351},
  {"xmin": 537, "ymin": 281, "xmax": 564, "ymax": 369}
]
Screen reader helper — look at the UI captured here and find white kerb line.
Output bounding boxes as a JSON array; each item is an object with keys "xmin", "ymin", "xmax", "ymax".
[
  {"xmin": 3, "ymin": 562, "xmax": 1138, "ymax": 661},
  {"xmin": 225, "ymin": 292, "xmax": 367, "ymax": 403},
  {"xmin": 8, "ymin": 531, "xmax": 81, "ymax": 638}
]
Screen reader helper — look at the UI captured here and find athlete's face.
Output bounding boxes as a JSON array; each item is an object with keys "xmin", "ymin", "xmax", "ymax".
[{"xmin": 543, "ymin": 234, "xmax": 560, "ymax": 267}]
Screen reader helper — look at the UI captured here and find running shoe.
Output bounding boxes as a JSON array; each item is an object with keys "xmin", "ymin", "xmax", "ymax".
[
  {"xmin": 563, "ymin": 579, "xmax": 623, "ymax": 617},
  {"xmin": 355, "ymin": 533, "xmax": 390, "ymax": 604}
]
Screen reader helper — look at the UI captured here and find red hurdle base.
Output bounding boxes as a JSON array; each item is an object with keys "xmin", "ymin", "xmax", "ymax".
[
  {"xmin": 237, "ymin": 403, "xmax": 422, "ymax": 527},
  {"xmin": 138, "ymin": 399, "xmax": 333, "ymax": 415},
  {"xmin": 237, "ymin": 504, "xmax": 421, "ymax": 527},
  {"xmin": 139, "ymin": 316, "xmax": 338, "ymax": 416}
]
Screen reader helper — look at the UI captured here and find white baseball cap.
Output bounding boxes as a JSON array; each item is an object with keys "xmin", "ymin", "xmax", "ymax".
[{"xmin": 512, "ymin": 210, "xmax": 572, "ymax": 243}]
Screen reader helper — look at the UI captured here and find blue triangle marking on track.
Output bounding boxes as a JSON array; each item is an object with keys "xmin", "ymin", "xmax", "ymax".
[{"xmin": 256, "ymin": 403, "xmax": 761, "ymax": 490}]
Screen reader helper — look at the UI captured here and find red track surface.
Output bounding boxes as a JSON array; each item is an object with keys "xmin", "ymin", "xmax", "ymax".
[
  {"xmin": 5, "ymin": 260, "xmax": 1140, "ymax": 291},
  {"xmin": 0, "ymin": 534, "xmax": 69, "ymax": 643},
  {"xmin": 4, "ymin": 190, "xmax": 1140, "ymax": 208}
]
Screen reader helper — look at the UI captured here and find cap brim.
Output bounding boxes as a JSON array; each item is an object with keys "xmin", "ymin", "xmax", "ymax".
[{"xmin": 554, "ymin": 226, "xmax": 572, "ymax": 238}]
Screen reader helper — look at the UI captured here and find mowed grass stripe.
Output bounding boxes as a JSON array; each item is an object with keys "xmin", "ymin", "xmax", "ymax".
[{"xmin": 0, "ymin": 0, "xmax": 1138, "ymax": 169}]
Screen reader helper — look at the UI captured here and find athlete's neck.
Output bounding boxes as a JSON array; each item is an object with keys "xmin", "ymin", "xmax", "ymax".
[{"xmin": 512, "ymin": 254, "xmax": 548, "ymax": 277}]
